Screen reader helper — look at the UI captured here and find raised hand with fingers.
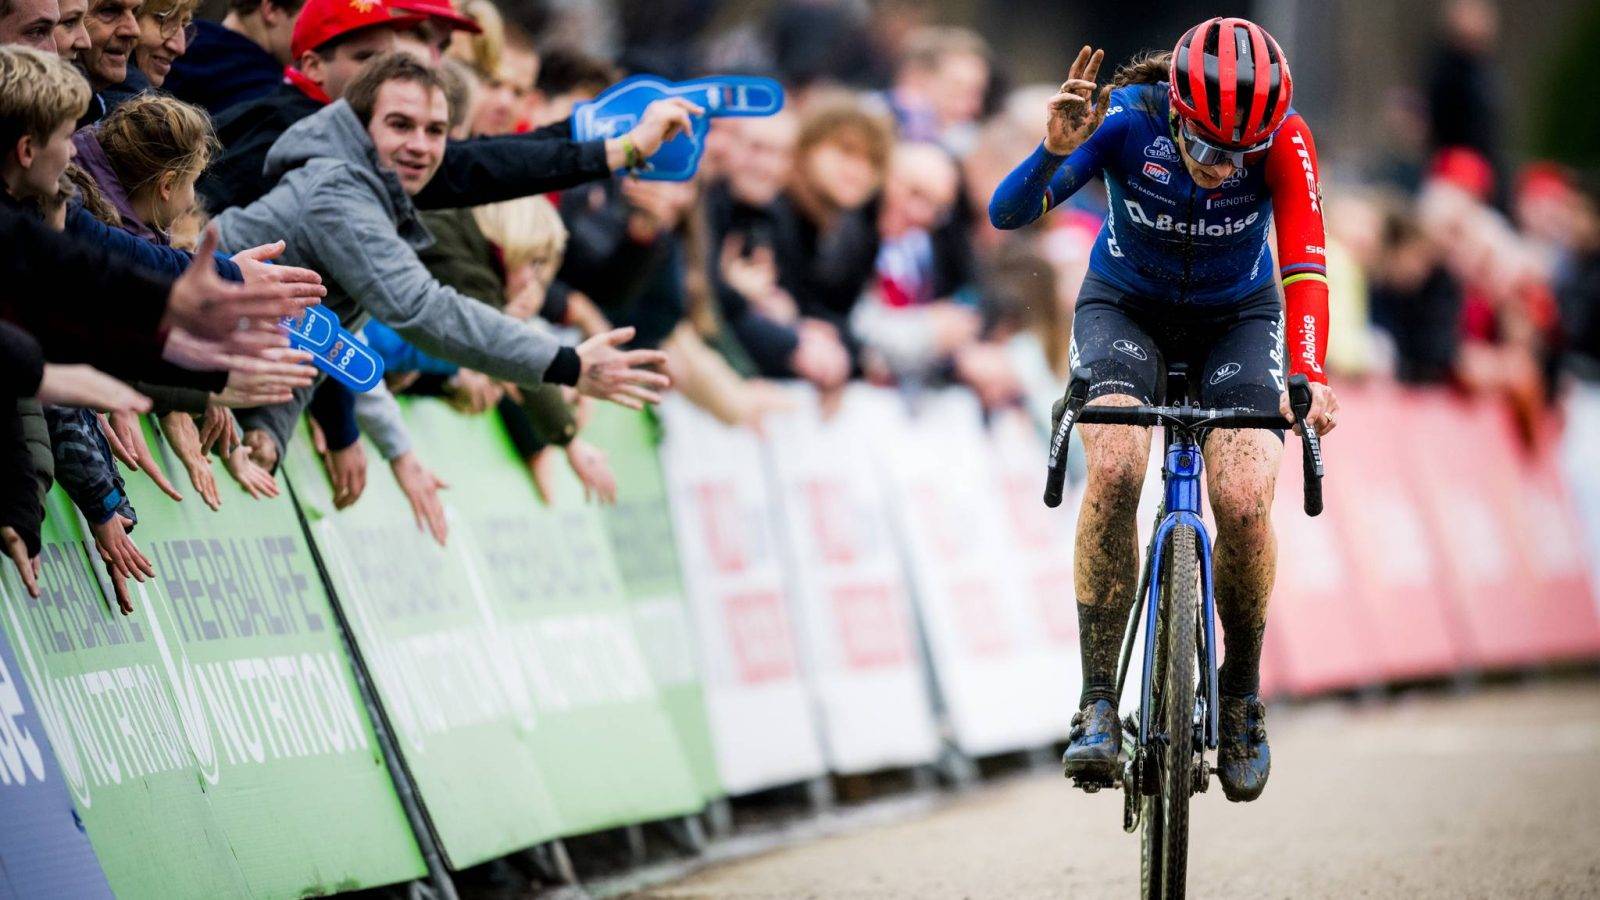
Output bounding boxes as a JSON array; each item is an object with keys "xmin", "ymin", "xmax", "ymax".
[
  {"xmin": 162, "ymin": 226, "xmax": 323, "ymax": 356},
  {"xmin": 575, "ymin": 327, "xmax": 672, "ymax": 410},
  {"xmin": 1, "ymin": 526, "xmax": 41, "ymax": 599},
  {"xmin": 1045, "ymin": 45, "xmax": 1112, "ymax": 156},
  {"xmin": 100, "ymin": 411, "xmax": 183, "ymax": 501},
  {"xmin": 160, "ymin": 412, "xmax": 222, "ymax": 511},
  {"xmin": 222, "ymin": 444, "xmax": 279, "ymax": 499},
  {"xmin": 564, "ymin": 438, "xmax": 618, "ymax": 505},
  {"xmin": 197, "ymin": 404, "xmax": 239, "ymax": 456},
  {"xmin": 390, "ymin": 452, "xmax": 449, "ymax": 546},
  {"xmin": 88, "ymin": 514, "xmax": 151, "ymax": 615},
  {"xmin": 209, "ymin": 347, "xmax": 318, "ymax": 408}
]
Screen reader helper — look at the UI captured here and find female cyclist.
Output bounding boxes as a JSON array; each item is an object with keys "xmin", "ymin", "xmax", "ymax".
[{"xmin": 988, "ymin": 17, "xmax": 1338, "ymax": 802}]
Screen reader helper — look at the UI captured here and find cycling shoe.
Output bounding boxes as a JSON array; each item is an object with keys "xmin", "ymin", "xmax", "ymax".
[
  {"xmin": 1218, "ymin": 693, "xmax": 1271, "ymax": 802},
  {"xmin": 1063, "ymin": 698, "xmax": 1122, "ymax": 788}
]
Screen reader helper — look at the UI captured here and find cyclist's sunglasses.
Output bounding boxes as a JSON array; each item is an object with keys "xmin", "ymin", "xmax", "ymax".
[{"xmin": 1178, "ymin": 118, "xmax": 1271, "ymax": 168}]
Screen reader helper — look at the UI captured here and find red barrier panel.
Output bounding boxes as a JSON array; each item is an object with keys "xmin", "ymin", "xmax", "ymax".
[
  {"xmin": 1460, "ymin": 399, "xmax": 1600, "ymax": 663},
  {"xmin": 1323, "ymin": 383, "xmax": 1470, "ymax": 680},
  {"xmin": 1264, "ymin": 424, "xmax": 1382, "ymax": 694},
  {"xmin": 1400, "ymin": 391, "xmax": 1545, "ymax": 666}
]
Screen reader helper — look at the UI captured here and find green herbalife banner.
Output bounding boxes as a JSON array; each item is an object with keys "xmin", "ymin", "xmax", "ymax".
[
  {"xmin": 0, "ymin": 424, "xmax": 425, "ymax": 899},
  {"xmin": 289, "ymin": 399, "xmax": 705, "ymax": 868},
  {"xmin": 582, "ymin": 404, "xmax": 721, "ymax": 801}
]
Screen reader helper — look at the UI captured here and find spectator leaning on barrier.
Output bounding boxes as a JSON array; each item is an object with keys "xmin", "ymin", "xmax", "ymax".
[
  {"xmin": 212, "ymin": 52, "xmax": 674, "ymax": 464},
  {"xmin": 163, "ymin": 0, "xmax": 304, "ymax": 113},
  {"xmin": 0, "ymin": 45, "xmax": 319, "ymax": 598}
]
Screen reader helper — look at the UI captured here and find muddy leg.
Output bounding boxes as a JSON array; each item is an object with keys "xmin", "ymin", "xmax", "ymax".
[
  {"xmin": 1203, "ymin": 429, "xmax": 1283, "ymax": 696},
  {"xmin": 1073, "ymin": 395, "xmax": 1153, "ymax": 706}
]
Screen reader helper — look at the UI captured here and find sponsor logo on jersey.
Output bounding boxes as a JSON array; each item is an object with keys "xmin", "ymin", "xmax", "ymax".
[
  {"xmin": 1206, "ymin": 192, "xmax": 1257, "ymax": 210},
  {"xmin": 1128, "ymin": 179, "xmax": 1176, "ymax": 205},
  {"xmin": 1107, "ymin": 105, "xmax": 1124, "ymax": 116},
  {"xmin": 1122, "ymin": 199, "xmax": 1261, "ymax": 237},
  {"xmin": 1305, "ymin": 244, "xmax": 1325, "ymax": 256},
  {"xmin": 1268, "ymin": 312, "xmax": 1286, "ymax": 393},
  {"xmin": 1142, "ymin": 161, "xmax": 1171, "ymax": 184},
  {"xmin": 1209, "ymin": 362, "xmax": 1242, "ymax": 385},
  {"xmin": 1298, "ymin": 313, "xmax": 1323, "ymax": 374},
  {"xmin": 1144, "ymin": 136, "xmax": 1178, "ymax": 161},
  {"xmin": 1113, "ymin": 339, "xmax": 1148, "ymax": 361},
  {"xmin": 1290, "ymin": 133, "xmax": 1320, "ymax": 213},
  {"xmin": 1221, "ymin": 166, "xmax": 1247, "ymax": 188}
]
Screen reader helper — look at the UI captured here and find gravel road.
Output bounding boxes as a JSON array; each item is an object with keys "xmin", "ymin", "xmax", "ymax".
[{"xmin": 633, "ymin": 681, "xmax": 1600, "ymax": 899}]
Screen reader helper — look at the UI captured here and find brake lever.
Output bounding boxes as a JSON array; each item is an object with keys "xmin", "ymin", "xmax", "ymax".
[{"xmin": 1044, "ymin": 367, "xmax": 1093, "ymax": 508}]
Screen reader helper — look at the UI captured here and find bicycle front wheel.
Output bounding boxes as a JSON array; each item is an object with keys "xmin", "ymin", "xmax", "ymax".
[{"xmin": 1140, "ymin": 523, "xmax": 1199, "ymax": 899}]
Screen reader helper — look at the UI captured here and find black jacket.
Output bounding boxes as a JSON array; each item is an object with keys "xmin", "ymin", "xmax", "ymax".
[
  {"xmin": 201, "ymin": 83, "xmax": 612, "ymax": 213},
  {"xmin": 164, "ymin": 20, "xmax": 284, "ymax": 116},
  {"xmin": 702, "ymin": 181, "xmax": 801, "ymax": 376},
  {"xmin": 0, "ymin": 193, "xmax": 173, "ymax": 378}
]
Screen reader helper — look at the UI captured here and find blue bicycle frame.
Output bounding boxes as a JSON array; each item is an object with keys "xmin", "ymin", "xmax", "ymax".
[{"xmin": 1133, "ymin": 438, "xmax": 1219, "ymax": 753}]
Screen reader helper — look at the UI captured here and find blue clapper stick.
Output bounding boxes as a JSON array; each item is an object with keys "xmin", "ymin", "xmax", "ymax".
[
  {"xmin": 280, "ymin": 305, "xmax": 385, "ymax": 391},
  {"xmin": 570, "ymin": 75, "xmax": 785, "ymax": 181}
]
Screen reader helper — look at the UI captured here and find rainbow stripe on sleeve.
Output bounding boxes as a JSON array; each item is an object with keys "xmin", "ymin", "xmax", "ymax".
[{"xmin": 1280, "ymin": 261, "xmax": 1328, "ymax": 288}]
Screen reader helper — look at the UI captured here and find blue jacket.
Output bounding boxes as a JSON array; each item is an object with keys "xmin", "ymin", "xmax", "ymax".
[{"xmin": 989, "ymin": 83, "xmax": 1284, "ymax": 305}]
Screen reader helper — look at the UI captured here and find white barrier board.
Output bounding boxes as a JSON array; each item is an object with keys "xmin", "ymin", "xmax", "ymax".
[
  {"xmin": 762, "ymin": 386, "xmax": 941, "ymax": 774},
  {"xmin": 862, "ymin": 391, "xmax": 1077, "ymax": 755},
  {"xmin": 658, "ymin": 398, "xmax": 828, "ymax": 794}
]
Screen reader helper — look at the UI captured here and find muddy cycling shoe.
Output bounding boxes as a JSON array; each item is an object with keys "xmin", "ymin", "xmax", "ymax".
[
  {"xmin": 1218, "ymin": 693, "xmax": 1271, "ymax": 802},
  {"xmin": 1062, "ymin": 699, "xmax": 1122, "ymax": 788}
]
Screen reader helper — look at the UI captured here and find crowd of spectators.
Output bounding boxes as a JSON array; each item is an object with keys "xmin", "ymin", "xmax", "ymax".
[{"xmin": 3, "ymin": 0, "xmax": 1598, "ymax": 612}]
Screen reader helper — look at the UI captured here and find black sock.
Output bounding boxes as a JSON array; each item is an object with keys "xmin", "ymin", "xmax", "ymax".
[
  {"xmin": 1077, "ymin": 600, "xmax": 1128, "ymax": 707},
  {"xmin": 1218, "ymin": 620, "xmax": 1265, "ymax": 697}
]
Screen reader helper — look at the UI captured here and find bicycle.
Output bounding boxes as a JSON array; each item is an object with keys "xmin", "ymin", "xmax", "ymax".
[{"xmin": 1043, "ymin": 364, "xmax": 1326, "ymax": 900}]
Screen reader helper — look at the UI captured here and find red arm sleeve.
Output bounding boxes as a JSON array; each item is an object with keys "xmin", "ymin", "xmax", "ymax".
[{"xmin": 1263, "ymin": 114, "xmax": 1329, "ymax": 384}]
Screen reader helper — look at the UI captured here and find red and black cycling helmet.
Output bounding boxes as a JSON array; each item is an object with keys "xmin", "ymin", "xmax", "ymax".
[{"xmin": 1169, "ymin": 17, "xmax": 1293, "ymax": 153}]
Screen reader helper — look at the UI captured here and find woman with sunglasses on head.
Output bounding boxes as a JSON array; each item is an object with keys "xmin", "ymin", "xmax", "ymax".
[{"xmin": 989, "ymin": 18, "xmax": 1338, "ymax": 804}]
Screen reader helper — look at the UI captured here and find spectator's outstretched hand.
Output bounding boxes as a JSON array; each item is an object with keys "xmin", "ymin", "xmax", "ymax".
[
  {"xmin": 575, "ymin": 327, "xmax": 671, "ymax": 410},
  {"xmin": 160, "ymin": 412, "xmax": 221, "ymax": 511},
  {"xmin": 564, "ymin": 438, "xmax": 617, "ymax": 505},
  {"xmin": 626, "ymin": 97, "xmax": 704, "ymax": 159},
  {"xmin": 88, "ymin": 514, "xmax": 150, "ymax": 615},
  {"xmin": 37, "ymin": 365, "xmax": 152, "ymax": 413},
  {"xmin": 310, "ymin": 417, "xmax": 367, "ymax": 510},
  {"xmin": 210, "ymin": 347, "xmax": 317, "ymax": 408},
  {"xmin": 163, "ymin": 226, "xmax": 324, "ymax": 356},
  {"xmin": 790, "ymin": 321, "xmax": 850, "ymax": 391},
  {"xmin": 99, "ymin": 411, "xmax": 183, "ymax": 501},
  {"xmin": 222, "ymin": 444, "xmax": 279, "ymax": 499},
  {"xmin": 2, "ymin": 527, "xmax": 41, "ymax": 598},
  {"xmin": 390, "ymin": 452, "xmax": 448, "ymax": 546},
  {"xmin": 527, "ymin": 447, "xmax": 558, "ymax": 505},
  {"xmin": 445, "ymin": 369, "xmax": 503, "ymax": 415},
  {"xmin": 243, "ymin": 428, "xmax": 279, "ymax": 471},
  {"xmin": 231, "ymin": 241, "xmax": 326, "ymax": 307},
  {"xmin": 198, "ymin": 405, "xmax": 238, "ymax": 456}
]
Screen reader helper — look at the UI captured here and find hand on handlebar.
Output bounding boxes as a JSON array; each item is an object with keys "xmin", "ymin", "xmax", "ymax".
[{"xmin": 1279, "ymin": 380, "xmax": 1339, "ymax": 436}]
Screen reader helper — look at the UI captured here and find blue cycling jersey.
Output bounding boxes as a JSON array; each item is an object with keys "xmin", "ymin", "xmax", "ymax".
[{"xmin": 989, "ymin": 83, "xmax": 1291, "ymax": 306}]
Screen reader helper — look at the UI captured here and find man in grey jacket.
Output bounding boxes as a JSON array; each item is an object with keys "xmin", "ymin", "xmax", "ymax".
[{"xmin": 216, "ymin": 52, "xmax": 684, "ymax": 462}]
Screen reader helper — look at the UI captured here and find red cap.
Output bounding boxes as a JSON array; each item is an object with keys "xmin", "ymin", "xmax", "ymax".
[
  {"xmin": 386, "ymin": 0, "xmax": 482, "ymax": 33},
  {"xmin": 291, "ymin": 0, "xmax": 419, "ymax": 61},
  {"xmin": 1428, "ymin": 146, "xmax": 1495, "ymax": 202}
]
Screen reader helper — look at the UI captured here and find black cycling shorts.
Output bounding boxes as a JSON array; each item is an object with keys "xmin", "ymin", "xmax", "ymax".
[{"xmin": 1069, "ymin": 273, "xmax": 1287, "ymax": 430}]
